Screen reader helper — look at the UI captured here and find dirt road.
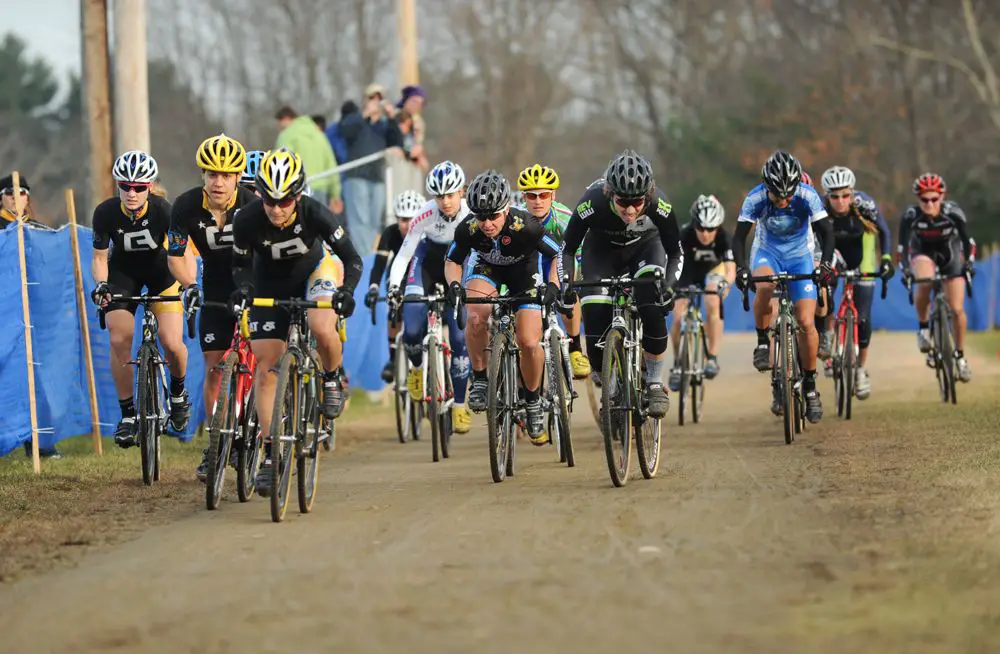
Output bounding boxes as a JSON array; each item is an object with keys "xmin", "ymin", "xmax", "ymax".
[{"xmin": 2, "ymin": 334, "xmax": 999, "ymax": 653}]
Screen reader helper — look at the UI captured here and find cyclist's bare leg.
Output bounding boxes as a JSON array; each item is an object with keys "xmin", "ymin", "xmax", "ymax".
[
  {"xmin": 308, "ymin": 305, "xmax": 342, "ymax": 371},
  {"xmin": 910, "ymin": 255, "xmax": 935, "ymax": 322},
  {"xmin": 568, "ymin": 300, "xmax": 583, "ymax": 343},
  {"xmin": 515, "ymin": 308, "xmax": 544, "ymax": 392},
  {"xmin": 704, "ymin": 284, "xmax": 723, "ymax": 356},
  {"xmin": 156, "ymin": 311, "xmax": 189, "ymax": 379},
  {"xmin": 203, "ymin": 350, "xmax": 226, "ymax": 422},
  {"xmin": 106, "ymin": 309, "xmax": 136, "ymax": 399},
  {"xmin": 751, "ymin": 264, "xmax": 776, "ymax": 328},
  {"xmin": 250, "ymin": 339, "xmax": 286, "ymax": 435},
  {"xmin": 669, "ymin": 298, "xmax": 689, "ymax": 359},
  {"xmin": 464, "ymin": 278, "xmax": 497, "ymax": 372},
  {"xmin": 944, "ymin": 276, "xmax": 967, "ymax": 351},
  {"xmin": 794, "ymin": 298, "xmax": 819, "ymax": 368}
]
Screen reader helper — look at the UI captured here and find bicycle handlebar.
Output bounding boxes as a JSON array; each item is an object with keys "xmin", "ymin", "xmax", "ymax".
[
  {"xmin": 201, "ymin": 301, "xmax": 252, "ymax": 339},
  {"xmin": 740, "ymin": 272, "xmax": 817, "ymax": 312},
  {"xmin": 906, "ymin": 271, "xmax": 973, "ymax": 305},
  {"xmin": 835, "ymin": 271, "xmax": 889, "ymax": 300},
  {"xmin": 252, "ymin": 297, "xmax": 334, "ymax": 310},
  {"xmin": 457, "ymin": 290, "xmax": 552, "ymax": 330},
  {"xmin": 97, "ymin": 294, "xmax": 193, "ymax": 338}
]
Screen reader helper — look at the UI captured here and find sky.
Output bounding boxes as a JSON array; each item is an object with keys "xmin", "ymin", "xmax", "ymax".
[{"xmin": 7, "ymin": 0, "xmax": 82, "ymax": 85}]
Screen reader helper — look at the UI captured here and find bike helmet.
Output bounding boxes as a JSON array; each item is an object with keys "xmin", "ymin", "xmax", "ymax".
[
  {"xmin": 112, "ymin": 150, "xmax": 158, "ymax": 184},
  {"xmin": 241, "ymin": 150, "xmax": 266, "ymax": 187},
  {"xmin": 393, "ymin": 190, "xmax": 426, "ymax": 218},
  {"xmin": 761, "ymin": 150, "xmax": 802, "ymax": 198},
  {"xmin": 913, "ymin": 173, "xmax": 946, "ymax": 195},
  {"xmin": 196, "ymin": 133, "xmax": 246, "ymax": 173},
  {"xmin": 255, "ymin": 148, "xmax": 306, "ymax": 200},
  {"xmin": 690, "ymin": 194, "xmax": 725, "ymax": 229},
  {"xmin": 605, "ymin": 149, "xmax": 654, "ymax": 198},
  {"xmin": 466, "ymin": 169, "xmax": 511, "ymax": 215},
  {"xmin": 517, "ymin": 164, "xmax": 560, "ymax": 190},
  {"xmin": 821, "ymin": 166, "xmax": 856, "ymax": 193},
  {"xmin": 425, "ymin": 160, "xmax": 466, "ymax": 196}
]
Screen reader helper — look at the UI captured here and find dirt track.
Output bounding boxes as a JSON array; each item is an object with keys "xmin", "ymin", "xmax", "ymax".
[{"xmin": 1, "ymin": 334, "xmax": 999, "ymax": 653}]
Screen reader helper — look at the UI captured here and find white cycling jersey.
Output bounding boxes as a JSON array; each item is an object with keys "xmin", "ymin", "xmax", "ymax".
[{"xmin": 388, "ymin": 198, "xmax": 472, "ymax": 289}]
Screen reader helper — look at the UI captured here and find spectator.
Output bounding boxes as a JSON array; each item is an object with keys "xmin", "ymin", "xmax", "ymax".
[
  {"xmin": 396, "ymin": 85, "xmax": 427, "ymax": 166},
  {"xmin": 394, "ymin": 110, "xmax": 429, "ymax": 172},
  {"xmin": 274, "ymin": 105, "xmax": 343, "ymax": 214},
  {"xmin": 339, "ymin": 84, "xmax": 403, "ymax": 255},
  {"xmin": 1, "ymin": 174, "xmax": 52, "ymax": 232},
  {"xmin": 311, "ymin": 114, "xmax": 327, "ymax": 131},
  {"xmin": 324, "ymin": 101, "xmax": 356, "ymax": 174}
]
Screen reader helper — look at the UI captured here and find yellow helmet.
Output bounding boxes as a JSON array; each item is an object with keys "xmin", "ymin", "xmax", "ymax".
[
  {"xmin": 257, "ymin": 148, "xmax": 306, "ymax": 200},
  {"xmin": 196, "ymin": 133, "xmax": 247, "ymax": 174},
  {"xmin": 517, "ymin": 164, "xmax": 560, "ymax": 191}
]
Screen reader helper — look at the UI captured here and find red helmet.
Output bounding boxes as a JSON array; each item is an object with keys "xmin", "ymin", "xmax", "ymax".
[
  {"xmin": 913, "ymin": 173, "xmax": 946, "ymax": 195},
  {"xmin": 801, "ymin": 171, "xmax": 813, "ymax": 187}
]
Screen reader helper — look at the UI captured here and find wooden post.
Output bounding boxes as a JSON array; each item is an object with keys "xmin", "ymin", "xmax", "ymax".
[
  {"xmin": 397, "ymin": 0, "xmax": 419, "ymax": 86},
  {"xmin": 66, "ymin": 189, "xmax": 103, "ymax": 455},
  {"xmin": 112, "ymin": 0, "xmax": 150, "ymax": 153},
  {"xmin": 81, "ymin": 0, "xmax": 114, "ymax": 216},
  {"xmin": 12, "ymin": 172, "xmax": 41, "ymax": 474}
]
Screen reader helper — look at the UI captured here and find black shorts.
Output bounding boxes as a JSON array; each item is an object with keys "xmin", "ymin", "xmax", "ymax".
[
  {"xmin": 467, "ymin": 251, "xmax": 544, "ymax": 311},
  {"xmin": 249, "ymin": 252, "xmax": 341, "ymax": 341},
  {"xmin": 106, "ymin": 261, "xmax": 179, "ymax": 314},
  {"xmin": 677, "ymin": 262, "xmax": 727, "ymax": 289},
  {"xmin": 580, "ymin": 236, "xmax": 666, "ymax": 305},
  {"xmin": 909, "ymin": 237, "xmax": 964, "ymax": 277},
  {"xmin": 200, "ymin": 273, "xmax": 237, "ymax": 352}
]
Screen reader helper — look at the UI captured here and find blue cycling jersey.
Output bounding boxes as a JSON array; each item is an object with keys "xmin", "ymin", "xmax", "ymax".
[{"xmin": 738, "ymin": 182, "xmax": 827, "ymax": 260}]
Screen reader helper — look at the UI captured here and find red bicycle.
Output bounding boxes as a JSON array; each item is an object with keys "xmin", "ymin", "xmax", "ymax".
[
  {"xmin": 202, "ymin": 301, "xmax": 262, "ymax": 509},
  {"xmin": 828, "ymin": 271, "xmax": 886, "ymax": 420}
]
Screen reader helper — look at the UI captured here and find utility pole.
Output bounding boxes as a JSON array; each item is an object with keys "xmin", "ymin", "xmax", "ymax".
[
  {"xmin": 397, "ymin": 0, "xmax": 419, "ymax": 87},
  {"xmin": 112, "ymin": 0, "xmax": 150, "ymax": 153},
  {"xmin": 81, "ymin": 0, "xmax": 114, "ymax": 215}
]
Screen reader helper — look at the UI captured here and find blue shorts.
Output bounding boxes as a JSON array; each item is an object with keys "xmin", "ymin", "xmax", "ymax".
[{"xmin": 751, "ymin": 246, "xmax": 817, "ymax": 302}]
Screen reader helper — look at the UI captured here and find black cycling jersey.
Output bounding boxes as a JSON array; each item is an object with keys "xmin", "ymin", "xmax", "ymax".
[
  {"xmin": 92, "ymin": 194, "xmax": 172, "ymax": 270},
  {"xmin": 898, "ymin": 200, "xmax": 974, "ymax": 261},
  {"xmin": 678, "ymin": 223, "xmax": 733, "ymax": 284},
  {"xmin": 231, "ymin": 195, "xmax": 363, "ymax": 295},
  {"xmin": 167, "ymin": 186, "xmax": 258, "ymax": 293},
  {"xmin": 561, "ymin": 185, "xmax": 683, "ymax": 288},
  {"xmin": 446, "ymin": 207, "xmax": 561, "ymax": 272},
  {"xmin": 822, "ymin": 190, "xmax": 892, "ymax": 269},
  {"xmin": 368, "ymin": 223, "xmax": 406, "ymax": 286}
]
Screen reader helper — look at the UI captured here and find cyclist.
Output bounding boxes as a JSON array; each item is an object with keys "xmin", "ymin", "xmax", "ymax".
[
  {"xmin": 240, "ymin": 150, "xmax": 266, "ymax": 193},
  {"xmin": 364, "ymin": 189, "xmax": 426, "ymax": 383},
  {"xmin": 231, "ymin": 149, "xmax": 363, "ymax": 488},
  {"xmin": 445, "ymin": 170, "xmax": 561, "ymax": 444},
  {"xmin": 816, "ymin": 166, "xmax": 894, "ymax": 399},
  {"xmin": 167, "ymin": 134, "xmax": 258, "ymax": 480},
  {"xmin": 385, "ymin": 161, "xmax": 473, "ymax": 434},
  {"xmin": 516, "ymin": 164, "xmax": 591, "ymax": 379},
  {"xmin": 668, "ymin": 194, "xmax": 735, "ymax": 390},
  {"xmin": 560, "ymin": 150, "xmax": 683, "ymax": 419},
  {"xmin": 899, "ymin": 173, "xmax": 975, "ymax": 382},
  {"xmin": 733, "ymin": 150, "xmax": 835, "ymax": 423},
  {"xmin": 90, "ymin": 150, "xmax": 192, "ymax": 447}
]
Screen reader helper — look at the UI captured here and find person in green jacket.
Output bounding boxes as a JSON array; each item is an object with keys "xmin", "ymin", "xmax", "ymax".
[{"xmin": 274, "ymin": 106, "xmax": 343, "ymax": 215}]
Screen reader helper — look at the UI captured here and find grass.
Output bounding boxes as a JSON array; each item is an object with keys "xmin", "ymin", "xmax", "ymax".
[
  {"xmin": 968, "ymin": 329, "xmax": 1000, "ymax": 359},
  {"xmin": 0, "ymin": 389, "xmax": 391, "ymax": 584}
]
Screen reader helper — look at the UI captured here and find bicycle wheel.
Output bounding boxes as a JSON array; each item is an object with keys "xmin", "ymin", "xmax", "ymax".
[
  {"xmin": 690, "ymin": 325, "xmax": 706, "ymax": 424},
  {"xmin": 393, "ymin": 335, "xmax": 412, "ymax": 443},
  {"xmin": 833, "ymin": 317, "xmax": 845, "ymax": 418},
  {"xmin": 936, "ymin": 306, "xmax": 958, "ymax": 404},
  {"xmin": 777, "ymin": 319, "xmax": 795, "ymax": 445},
  {"xmin": 548, "ymin": 331, "xmax": 574, "ymax": 467},
  {"xmin": 236, "ymin": 384, "xmax": 261, "ymax": 502},
  {"xmin": 137, "ymin": 344, "xmax": 159, "ymax": 486},
  {"xmin": 677, "ymin": 329, "xmax": 689, "ymax": 427},
  {"xmin": 206, "ymin": 351, "xmax": 239, "ymax": 510},
  {"xmin": 441, "ymin": 350, "xmax": 454, "ymax": 459},
  {"xmin": 297, "ymin": 368, "xmax": 321, "ymax": 514},
  {"xmin": 268, "ymin": 353, "xmax": 298, "ymax": 522},
  {"xmin": 791, "ymin": 335, "xmax": 806, "ymax": 435},
  {"xmin": 635, "ymin": 415, "xmax": 661, "ymax": 479},
  {"xmin": 427, "ymin": 335, "xmax": 444, "ymax": 463},
  {"xmin": 487, "ymin": 331, "xmax": 516, "ymax": 483},
  {"xmin": 601, "ymin": 327, "xmax": 633, "ymax": 487},
  {"xmin": 505, "ymin": 352, "xmax": 517, "ymax": 478},
  {"xmin": 842, "ymin": 312, "xmax": 855, "ymax": 420}
]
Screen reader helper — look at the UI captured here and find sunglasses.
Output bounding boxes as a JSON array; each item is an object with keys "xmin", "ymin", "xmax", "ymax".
[
  {"xmin": 613, "ymin": 195, "xmax": 645, "ymax": 208},
  {"xmin": 828, "ymin": 192, "xmax": 852, "ymax": 201},
  {"xmin": 694, "ymin": 225, "xmax": 717, "ymax": 233},
  {"xmin": 262, "ymin": 195, "xmax": 296, "ymax": 208},
  {"xmin": 118, "ymin": 182, "xmax": 150, "ymax": 193},
  {"xmin": 474, "ymin": 212, "xmax": 504, "ymax": 222},
  {"xmin": 523, "ymin": 191, "xmax": 553, "ymax": 201},
  {"xmin": 919, "ymin": 196, "xmax": 942, "ymax": 205},
  {"xmin": 1, "ymin": 187, "xmax": 28, "ymax": 197}
]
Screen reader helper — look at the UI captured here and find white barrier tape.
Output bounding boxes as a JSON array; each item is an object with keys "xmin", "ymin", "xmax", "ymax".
[{"xmin": 307, "ymin": 149, "xmax": 389, "ymax": 182}]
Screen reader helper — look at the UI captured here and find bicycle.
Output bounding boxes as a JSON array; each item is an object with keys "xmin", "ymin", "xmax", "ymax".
[
  {"xmin": 543, "ymin": 304, "xmax": 576, "ymax": 468},
  {"xmin": 254, "ymin": 297, "xmax": 337, "ymax": 523},
  {"xmin": 740, "ymin": 272, "xmax": 816, "ymax": 445},
  {"xmin": 201, "ymin": 301, "xmax": 261, "ymax": 509},
  {"xmin": 570, "ymin": 272, "xmax": 666, "ymax": 487},
  {"xmin": 828, "ymin": 272, "xmax": 887, "ymax": 420},
  {"xmin": 672, "ymin": 285, "xmax": 724, "ymax": 427},
  {"xmin": 369, "ymin": 296, "xmax": 423, "ymax": 445},
  {"xmin": 99, "ymin": 294, "xmax": 194, "ymax": 485},
  {"xmin": 905, "ymin": 271, "xmax": 973, "ymax": 405}
]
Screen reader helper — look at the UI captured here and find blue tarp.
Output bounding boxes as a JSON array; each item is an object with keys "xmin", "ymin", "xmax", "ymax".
[{"xmin": 1, "ymin": 224, "xmax": 998, "ymax": 456}]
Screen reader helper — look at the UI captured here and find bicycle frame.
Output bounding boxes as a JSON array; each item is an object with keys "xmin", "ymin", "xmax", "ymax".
[
  {"xmin": 833, "ymin": 272, "xmax": 887, "ymax": 357},
  {"xmin": 203, "ymin": 302, "xmax": 257, "ymax": 434}
]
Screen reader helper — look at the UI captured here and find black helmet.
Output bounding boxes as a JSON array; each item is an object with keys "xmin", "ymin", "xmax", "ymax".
[
  {"xmin": 606, "ymin": 149, "xmax": 654, "ymax": 198},
  {"xmin": 466, "ymin": 169, "xmax": 511, "ymax": 215},
  {"xmin": 761, "ymin": 150, "xmax": 802, "ymax": 198}
]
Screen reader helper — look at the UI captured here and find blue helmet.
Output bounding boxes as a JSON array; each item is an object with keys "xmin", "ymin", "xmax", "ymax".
[{"xmin": 241, "ymin": 150, "xmax": 267, "ymax": 187}]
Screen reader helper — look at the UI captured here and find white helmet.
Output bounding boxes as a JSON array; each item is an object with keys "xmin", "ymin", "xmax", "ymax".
[
  {"xmin": 821, "ymin": 166, "xmax": 856, "ymax": 193},
  {"xmin": 425, "ymin": 160, "xmax": 465, "ymax": 196},
  {"xmin": 690, "ymin": 194, "xmax": 725, "ymax": 229},
  {"xmin": 393, "ymin": 190, "xmax": 426, "ymax": 218},
  {"xmin": 112, "ymin": 150, "xmax": 158, "ymax": 184}
]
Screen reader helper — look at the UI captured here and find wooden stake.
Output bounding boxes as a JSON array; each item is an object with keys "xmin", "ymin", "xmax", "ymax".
[
  {"xmin": 66, "ymin": 188, "xmax": 103, "ymax": 455},
  {"xmin": 397, "ymin": 0, "xmax": 419, "ymax": 86},
  {"xmin": 12, "ymin": 171, "xmax": 41, "ymax": 473},
  {"xmin": 81, "ymin": 0, "xmax": 114, "ymax": 215}
]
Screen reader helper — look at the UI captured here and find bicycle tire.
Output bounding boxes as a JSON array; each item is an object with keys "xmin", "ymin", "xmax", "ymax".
[
  {"xmin": 843, "ymin": 312, "xmax": 855, "ymax": 420},
  {"xmin": 791, "ymin": 334, "xmax": 806, "ymax": 435},
  {"xmin": 601, "ymin": 327, "xmax": 632, "ymax": 487},
  {"xmin": 691, "ymin": 325, "xmax": 706, "ymax": 424},
  {"xmin": 206, "ymin": 351, "xmax": 239, "ymax": 510},
  {"xmin": 487, "ymin": 330, "xmax": 515, "ymax": 483},
  {"xmin": 936, "ymin": 305, "xmax": 958, "ymax": 405},
  {"xmin": 268, "ymin": 353, "xmax": 298, "ymax": 523},
  {"xmin": 236, "ymin": 384, "xmax": 261, "ymax": 502},
  {"xmin": 677, "ymin": 329, "xmax": 689, "ymax": 427},
  {"xmin": 297, "ymin": 368, "xmax": 321, "ymax": 514},
  {"xmin": 504, "ymin": 351, "xmax": 517, "ymax": 478},
  {"xmin": 394, "ymin": 334, "xmax": 411, "ymax": 443},
  {"xmin": 427, "ymin": 335, "xmax": 443, "ymax": 463},
  {"xmin": 548, "ymin": 331, "xmax": 574, "ymax": 467},
  {"xmin": 833, "ymin": 317, "xmax": 845, "ymax": 417},
  {"xmin": 778, "ymin": 318, "xmax": 795, "ymax": 445},
  {"xmin": 137, "ymin": 344, "xmax": 159, "ymax": 486},
  {"xmin": 635, "ymin": 415, "xmax": 661, "ymax": 479},
  {"xmin": 440, "ymin": 345, "xmax": 454, "ymax": 459}
]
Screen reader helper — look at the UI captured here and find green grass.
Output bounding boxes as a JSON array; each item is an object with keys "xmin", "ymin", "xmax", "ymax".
[{"xmin": 968, "ymin": 329, "xmax": 1000, "ymax": 359}]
